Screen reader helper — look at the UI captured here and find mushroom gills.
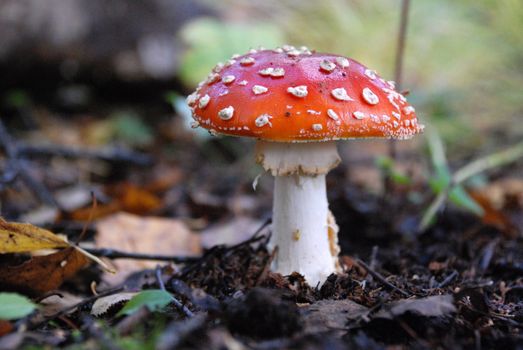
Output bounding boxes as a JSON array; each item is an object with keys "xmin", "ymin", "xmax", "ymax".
[{"xmin": 255, "ymin": 141, "xmax": 340, "ymax": 176}]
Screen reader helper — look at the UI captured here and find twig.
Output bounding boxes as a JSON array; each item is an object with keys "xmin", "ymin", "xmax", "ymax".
[
  {"xmin": 479, "ymin": 239, "xmax": 498, "ymax": 273},
  {"xmin": 224, "ymin": 218, "xmax": 271, "ymax": 253},
  {"xmin": 169, "ymin": 279, "xmax": 220, "ymax": 312},
  {"xmin": 82, "ymin": 247, "xmax": 200, "ymax": 263},
  {"xmin": 155, "ymin": 265, "xmax": 167, "ymax": 291},
  {"xmin": 356, "ymin": 258, "xmax": 410, "ymax": 297},
  {"xmin": 17, "ymin": 144, "xmax": 152, "ymax": 167},
  {"xmin": 155, "ymin": 266, "xmax": 194, "ymax": 318},
  {"xmin": 394, "ymin": 0, "xmax": 411, "ymax": 91},
  {"xmin": 437, "ymin": 270, "xmax": 458, "ymax": 289},
  {"xmin": 385, "ymin": 0, "xmax": 411, "ymax": 195},
  {"xmin": 0, "ymin": 120, "xmax": 59, "ymax": 207},
  {"xmin": 369, "ymin": 245, "xmax": 379, "ymax": 270}
]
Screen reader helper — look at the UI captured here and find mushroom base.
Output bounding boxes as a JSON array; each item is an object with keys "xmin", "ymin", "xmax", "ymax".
[{"xmin": 270, "ymin": 174, "xmax": 339, "ymax": 287}]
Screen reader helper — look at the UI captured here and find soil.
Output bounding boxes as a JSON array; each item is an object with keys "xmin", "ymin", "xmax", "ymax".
[{"xmin": 0, "ymin": 69, "xmax": 522, "ymax": 349}]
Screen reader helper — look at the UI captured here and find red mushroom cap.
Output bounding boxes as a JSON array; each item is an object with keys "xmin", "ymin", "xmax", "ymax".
[{"xmin": 187, "ymin": 46, "xmax": 424, "ymax": 142}]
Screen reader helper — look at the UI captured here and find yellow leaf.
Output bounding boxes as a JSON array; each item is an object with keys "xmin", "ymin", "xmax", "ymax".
[{"xmin": 0, "ymin": 218, "xmax": 68, "ymax": 254}]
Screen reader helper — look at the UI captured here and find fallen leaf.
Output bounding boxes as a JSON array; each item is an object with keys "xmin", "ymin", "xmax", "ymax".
[
  {"xmin": 115, "ymin": 183, "xmax": 162, "ymax": 215},
  {"xmin": 0, "ymin": 320, "xmax": 13, "ymax": 337},
  {"xmin": 0, "ymin": 247, "xmax": 90, "ymax": 296},
  {"xmin": 39, "ymin": 292, "xmax": 84, "ymax": 317},
  {"xmin": 470, "ymin": 190, "xmax": 518, "ymax": 239},
  {"xmin": 0, "ymin": 218, "xmax": 68, "ymax": 253},
  {"xmin": 18, "ymin": 206, "xmax": 59, "ymax": 226},
  {"xmin": 144, "ymin": 166, "xmax": 183, "ymax": 193},
  {"xmin": 91, "ymin": 292, "xmax": 137, "ymax": 317},
  {"xmin": 96, "ymin": 213, "xmax": 201, "ymax": 285},
  {"xmin": 0, "ymin": 293, "xmax": 36, "ymax": 320},
  {"xmin": 200, "ymin": 217, "xmax": 265, "ymax": 248},
  {"xmin": 68, "ymin": 183, "xmax": 163, "ymax": 221},
  {"xmin": 476, "ymin": 178, "xmax": 523, "ymax": 209},
  {"xmin": 300, "ymin": 299, "xmax": 369, "ymax": 334},
  {"xmin": 375, "ymin": 295, "xmax": 456, "ymax": 319},
  {"xmin": 68, "ymin": 201, "xmax": 121, "ymax": 222}
]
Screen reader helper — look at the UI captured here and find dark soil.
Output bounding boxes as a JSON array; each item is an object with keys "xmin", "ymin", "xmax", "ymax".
[{"xmin": 0, "ymin": 69, "xmax": 522, "ymax": 349}]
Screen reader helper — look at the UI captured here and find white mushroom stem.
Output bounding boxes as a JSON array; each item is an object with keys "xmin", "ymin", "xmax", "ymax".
[{"xmin": 255, "ymin": 141, "xmax": 341, "ymax": 286}]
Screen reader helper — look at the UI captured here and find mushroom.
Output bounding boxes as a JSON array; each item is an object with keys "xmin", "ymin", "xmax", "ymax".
[{"xmin": 187, "ymin": 46, "xmax": 424, "ymax": 286}]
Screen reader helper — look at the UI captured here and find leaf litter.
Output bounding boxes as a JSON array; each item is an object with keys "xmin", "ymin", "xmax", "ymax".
[{"xmin": 0, "ymin": 90, "xmax": 522, "ymax": 349}]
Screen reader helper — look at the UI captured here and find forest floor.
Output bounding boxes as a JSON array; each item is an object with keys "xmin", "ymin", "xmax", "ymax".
[{"xmin": 0, "ymin": 78, "xmax": 522, "ymax": 350}]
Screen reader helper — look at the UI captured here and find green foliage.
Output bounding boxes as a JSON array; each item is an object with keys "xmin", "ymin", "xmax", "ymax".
[
  {"xmin": 427, "ymin": 158, "xmax": 483, "ymax": 217},
  {"xmin": 421, "ymin": 129, "xmax": 523, "ymax": 230},
  {"xmin": 117, "ymin": 290, "xmax": 172, "ymax": 316},
  {"xmin": 0, "ymin": 292, "xmax": 36, "ymax": 320},
  {"xmin": 425, "ymin": 128, "xmax": 483, "ymax": 219},
  {"xmin": 109, "ymin": 111, "xmax": 153, "ymax": 147},
  {"xmin": 178, "ymin": 17, "xmax": 285, "ymax": 86},
  {"xmin": 2, "ymin": 89, "xmax": 32, "ymax": 109},
  {"xmin": 375, "ymin": 156, "xmax": 412, "ymax": 186}
]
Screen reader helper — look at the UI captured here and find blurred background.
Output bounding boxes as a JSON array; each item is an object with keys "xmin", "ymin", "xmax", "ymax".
[{"xmin": 0, "ymin": 0, "xmax": 522, "ymax": 241}]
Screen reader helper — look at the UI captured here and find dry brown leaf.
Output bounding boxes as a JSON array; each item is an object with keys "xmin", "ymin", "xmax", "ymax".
[
  {"xmin": 39, "ymin": 292, "xmax": 84, "ymax": 317},
  {"xmin": 0, "ymin": 247, "xmax": 90, "ymax": 296},
  {"xmin": 117, "ymin": 184, "xmax": 162, "ymax": 214},
  {"xmin": 144, "ymin": 166, "xmax": 183, "ymax": 193},
  {"xmin": 0, "ymin": 218, "xmax": 68, "ymax": 254},
  {"xmin": 470, "ymin": 191, "xmax": 518, "ymax": 239},
  {"xmin": 68, "ymin": 201, "xmax": 121, "ymax": 221},
  {"xmin": 375, "ymin": 295, "xmax": 456, "ymax": 319},
  {"xmin": 301, "ymin": 299, "xmax": 368, "ymax": 334},
  {"xmin": 68, "ymin": 183, "xmax": 162, "ymax": 221},
  {"xmin": 96, "ymin": 213, "xmax": 201, "ymax": 284},
  {"xmin": 0, "ymin": 320, "xmax": 13, "ymax": 337}
]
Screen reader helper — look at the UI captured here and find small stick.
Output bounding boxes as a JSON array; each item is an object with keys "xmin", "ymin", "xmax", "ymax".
[
  {"xmin": 437, "ymin": 270, "xmax": 458, "ymax": 289},
  {"xmin": 17, "ymin": 144, "xmax": 152, "ymax": 167},
  {"xmin": 369, "ymin": 245, "xmax": 379, "ymax": 270},
  {"xmin": 385, "ymin": 0, "xmax": 411, "ymax": 195},
  {"xmin": 226, "ymin": 217, "xmax": 271, "ymax": 250},
  {"xmin": 394, "ymin": 0, "xmax": 411, "ymax": 91},
  {"xmin": 0, "ymin": 120, "xmax": 59, "ymax": 207},
  {"xmin": 155, "ymin": 265, "xmax": 167, "ymax": 291},
  {"xmin": 82, "ymin": 247, "xmax": 200, "ymax": 263},
  {"xmin": 356, "ymin": 258, "xmax": 410, "ymax": 297},
  {"xmin": 155, "ymin": 266, "xmax": 194, "ymax": 318}
]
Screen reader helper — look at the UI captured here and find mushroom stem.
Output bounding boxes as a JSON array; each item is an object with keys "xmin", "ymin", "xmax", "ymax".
[
  {"xmin": 255, "ymin": 141, "xmax": 341, "ymax": 286},
  {"xmin": 272, "ymin": 174, "xmax": 338, "ymax": 285}
]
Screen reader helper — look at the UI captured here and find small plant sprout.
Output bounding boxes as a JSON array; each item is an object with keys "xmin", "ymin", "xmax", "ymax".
[{"xmin": 187, "ymin": 46, "xmax": 423, "ymax": 286}]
